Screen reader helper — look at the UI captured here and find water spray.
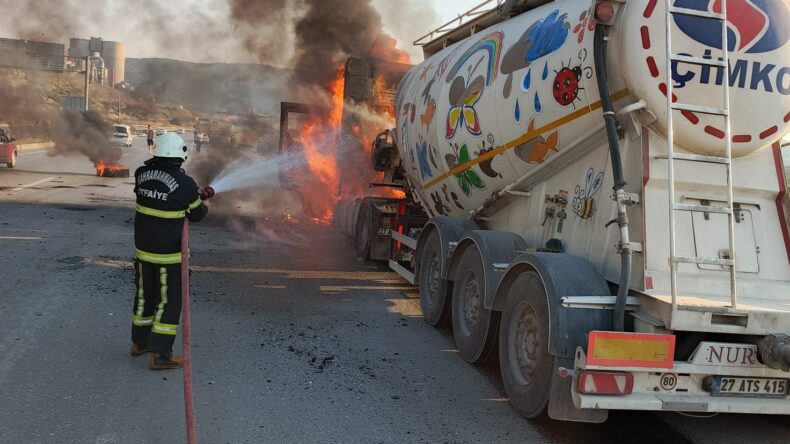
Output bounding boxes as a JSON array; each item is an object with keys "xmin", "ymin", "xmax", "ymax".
[{"xmin": 206, "ymin": 152, "xmax": 304, "ymax": 195}]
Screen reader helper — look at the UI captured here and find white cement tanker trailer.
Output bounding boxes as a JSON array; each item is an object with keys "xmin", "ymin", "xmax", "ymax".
[{"xmin": 337, "ymin": 0, "xmax": 790, "ymax": 421}]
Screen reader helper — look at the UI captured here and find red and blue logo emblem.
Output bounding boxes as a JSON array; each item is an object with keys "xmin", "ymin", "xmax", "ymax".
[{"xmin": 674, "ymin": 0, "xmax": 790, "ymax": 54}]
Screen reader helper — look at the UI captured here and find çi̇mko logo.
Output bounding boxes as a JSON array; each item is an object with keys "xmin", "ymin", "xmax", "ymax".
[{"xmin": 671, "ymin": 0, "xmax": 790, "ymax": 94}]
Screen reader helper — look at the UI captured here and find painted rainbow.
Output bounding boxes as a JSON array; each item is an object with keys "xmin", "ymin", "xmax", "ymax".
[{"xmin": 445, "ymin": 31, "xmax": 504, "ymax": 86}]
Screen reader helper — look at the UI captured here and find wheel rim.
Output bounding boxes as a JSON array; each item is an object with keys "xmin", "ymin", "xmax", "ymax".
[
  {"xmin": 423, "ymin": 250, "xmax": 440, "ymax": 307},
  {"xmin": 459, "ymin": 269, "xmax": 482, "ymax": 336},
  {"xmin": 508, "ymin": 302, "xmax": 539, "ymax": 386}
]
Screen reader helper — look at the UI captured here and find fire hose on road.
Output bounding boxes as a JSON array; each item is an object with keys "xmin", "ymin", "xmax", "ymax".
[
  {"xmin": 181, "ymin": 186, "xmax": 214, "ymax": 443},
  {"xmin": 181, "ymin": 219, "xmax": 197, "ymax": 444}
]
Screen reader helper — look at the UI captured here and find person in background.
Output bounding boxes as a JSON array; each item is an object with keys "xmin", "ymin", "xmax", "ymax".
[
  {"xmin": 146, "ymin": 125, "xmax": 155, "ymax": 155},
  {"xmin": 195, "ymin": 132, "xmax": 203, "ymax": 153}
]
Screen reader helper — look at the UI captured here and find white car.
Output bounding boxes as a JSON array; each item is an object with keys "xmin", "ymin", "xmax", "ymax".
[
  {"xmin": 156, "ymin": 128, "xmax": 166, "ymax": 136},
  {"xmin": 177, "ymin": 128, "xmax": 184, "ymax": 135},
  {"xmin": 112, "ymin": 124, "xmax": 133, "ymax": 147}
]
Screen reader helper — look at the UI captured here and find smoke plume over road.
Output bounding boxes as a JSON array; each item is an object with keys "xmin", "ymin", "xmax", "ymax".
[{"xmin": 0, "ymin": 71, "xmax": 118, "ymax": 165}]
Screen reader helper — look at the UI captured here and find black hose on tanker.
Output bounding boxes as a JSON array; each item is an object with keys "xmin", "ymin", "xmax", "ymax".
[{"xmin": 594, "ymin": 24, "xmax": 632, "ymax": 332}]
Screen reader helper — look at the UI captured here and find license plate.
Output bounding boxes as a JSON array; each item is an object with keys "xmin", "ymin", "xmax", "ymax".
[
  {"xmin": 711, "ymin": 376, "xmax": 788, "ymax": 398},
  {"xmin": 377, "ymin": 228, "xmax": 391, "ymax": 236}
]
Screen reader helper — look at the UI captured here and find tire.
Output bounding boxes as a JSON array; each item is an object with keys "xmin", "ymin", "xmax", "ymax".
[
  {"xmin": 7, "ymin": 151, "xmax": 16, "ymax": 168},
  {"xmin": 451, "ymin": 245, "xmax": 499, "ymax": 364},
  {"xmin": 354, "ymin": 203, "xmax": 373, "ymax": 260},
  {"xmin": 418, "ymin": 230, "xmax": 450, "ymax": 327},
  {"xmin": 498, "ymin": 270, "xmax": 554, "ymax": 418}
]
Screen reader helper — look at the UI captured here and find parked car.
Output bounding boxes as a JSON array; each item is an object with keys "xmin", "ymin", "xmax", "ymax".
[
  {"xmin": 176, "ymin": 128, "xmax": 184, "ymax": 135},
  {"xmin": 156, "ymin": 128, "xmax": 166, "ymax": 136},
  {"xmin": 0, "ymin": 125, "xmax": 18, "ymax": 168},
  {"xmin": 112, "ymin": 124, "xmax": 134, "ymax": 147}
]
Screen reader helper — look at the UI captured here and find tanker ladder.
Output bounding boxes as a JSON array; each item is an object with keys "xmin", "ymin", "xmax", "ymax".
[{"xmin": 664, "ymin": 1, "xmax": 737, "ymax": 310}]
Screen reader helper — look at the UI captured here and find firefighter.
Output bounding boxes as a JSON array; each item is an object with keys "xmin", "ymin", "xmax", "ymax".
[{"xmin": 130, "ymin": 132, "xmax": 208, "ymax": 370}]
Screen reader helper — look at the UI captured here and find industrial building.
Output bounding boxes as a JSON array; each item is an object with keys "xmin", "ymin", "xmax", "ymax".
[
  {"xmin": 68, "ymin": 37, "xmax": 125, "ymax": 86},
  {"xmin": 0, "ymin": 37, "xmax": 66, "ymax": 72}
]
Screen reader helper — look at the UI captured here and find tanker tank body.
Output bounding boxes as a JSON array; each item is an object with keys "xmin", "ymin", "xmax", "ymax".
[{"xmin": 389, "ymin": 0, "xmax": 790, "ymax": 422}]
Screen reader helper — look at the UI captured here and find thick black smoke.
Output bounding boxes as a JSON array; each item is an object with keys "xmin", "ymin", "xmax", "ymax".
[
  {"xmin": 50, "ymin": 110, "xmax": 117, "ymax": 164},
  {"xmin": 228, "ymin": 0, "xmax": 384, "ymax": 92},
  {"xmin": 0, "ymin": 69, "xmax": 116, "ymax": 164}
]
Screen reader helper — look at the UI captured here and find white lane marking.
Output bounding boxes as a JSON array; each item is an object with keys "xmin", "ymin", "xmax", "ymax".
[
  {"xmin": 18, "ymin": 148, "xmax": 57, "ymax": 156},
  {"xmin": 0, "ymin": 236, "xmax": 43, "ymax": 240},
  {"xmin": 8, "ymin": 176, "xmax": 56, "ymax": 192}
]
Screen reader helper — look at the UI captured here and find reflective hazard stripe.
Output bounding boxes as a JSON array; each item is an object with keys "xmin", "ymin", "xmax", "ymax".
[
  {"xmin": 154, "ymin": 267, "xmax": 168, "ymax": 324},
  {"xmin": 133, "ymin": 315, "xmax": 154, "ymax": 326},
  {"xmin": 136, "ymin": 204, "xmax": 185, "ymax": 219},
  {"xmin": 152, "ymin": 322, "xmax": 178, "ymax": 336},
  {"xmin": 187, "ymin": 197, "xmax": 202, "ymax": 212},
  {"xmin": 135, "ymin": 261, "xmax": 146, "ymax": 319},
  {"xmin": 136, "ymin": 249, "xmax": 182, "ymax": 265}
]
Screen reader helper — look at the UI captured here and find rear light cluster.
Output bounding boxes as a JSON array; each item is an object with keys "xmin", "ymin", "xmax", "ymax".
[{"xmin": 577, "ymin": 371, "xmax": 634, "ymax": 395}]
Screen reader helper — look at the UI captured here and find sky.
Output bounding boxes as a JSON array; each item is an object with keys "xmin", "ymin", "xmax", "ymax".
[
  {"xmin": 432, "ymin": 0, "xmax": 493, "ymax": 24},
  {"xmin": 1, "ymin": 0, "xmax": 493, "ymax": 65}
]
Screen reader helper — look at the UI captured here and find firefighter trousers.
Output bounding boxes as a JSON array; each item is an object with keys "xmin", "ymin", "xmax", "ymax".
[{"xmin": 131, "ymin": 260, "xmax": 182, "ymax": 353}]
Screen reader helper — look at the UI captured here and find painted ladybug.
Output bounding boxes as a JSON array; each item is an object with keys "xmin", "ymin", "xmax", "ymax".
[{"xmin": 553, "ymin": 66, "xmax": 583, "ymax": 106}]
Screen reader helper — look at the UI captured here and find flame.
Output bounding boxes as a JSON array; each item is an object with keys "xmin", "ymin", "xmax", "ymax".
[
  {"xmin": 290, "ymin": 46, "xmax": 410, "ymax": 223},
  {"xmin": 293, "ymin": 65, "xmax": 346, "ymax": 222},
  {"xmin": 281, "ymin": 211, "xmax": 299, "ymax": 224},
  {"xmin": 369, "ymin": 35, "xmax": 411, "ymax": 65},
  {"xmin": 95, "ymin": 160, "xmax": 128, "ymax": 177}
]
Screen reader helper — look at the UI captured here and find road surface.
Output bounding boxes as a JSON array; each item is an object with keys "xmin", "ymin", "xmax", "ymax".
[{"xmin": 0, "ymin": 137, "xmax": 788, "ymax": 443}]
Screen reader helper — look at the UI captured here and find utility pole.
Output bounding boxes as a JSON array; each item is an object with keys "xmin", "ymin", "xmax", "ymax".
[
  {"xmin": 83, "ymin": 56, "xmax": 91, "ymax": 111},
  {"xmin": 118, "ymin": 93, "xmax": 121, "ymax": 122}
]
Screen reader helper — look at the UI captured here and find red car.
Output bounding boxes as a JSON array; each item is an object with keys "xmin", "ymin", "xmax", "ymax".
[{"xmin": 0, "ymin": 128, "xmax": 17, "ymax": 168}]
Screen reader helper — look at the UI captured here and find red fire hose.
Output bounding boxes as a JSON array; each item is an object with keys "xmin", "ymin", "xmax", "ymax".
[{"xmin": 181, "ymin": 219, "xmax": 197, "ymax": 443}]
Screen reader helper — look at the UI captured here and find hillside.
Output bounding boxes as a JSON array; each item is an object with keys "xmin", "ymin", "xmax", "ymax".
[{"xmin": 125, "ymin": 58, "xmax": 289, "ymax": 115}]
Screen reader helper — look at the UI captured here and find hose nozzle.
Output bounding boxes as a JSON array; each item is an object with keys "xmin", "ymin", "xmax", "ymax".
[{"xmin": 200, "ymin": 186, "xmax": 215, "ymax": 200}]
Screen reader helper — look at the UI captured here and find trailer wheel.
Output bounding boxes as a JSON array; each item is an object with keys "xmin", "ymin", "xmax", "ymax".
[
  {"xmin": 451, "ymin": 245, "xmax": 498, "ymax": 364},
  {"xmin": 418, "ymin": 230, "xmax": 450, "ymax": 327},
  {"xmin": 8, "ymin": 151, "xmax": 17, "ymax": 168},
  {"xmin": 499, "ymin": 270, "xmax": 553, "ymax": 418}
]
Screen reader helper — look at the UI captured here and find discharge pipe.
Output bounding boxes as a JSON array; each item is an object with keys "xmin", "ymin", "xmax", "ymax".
[{"xmin": 594, "ymin": 24, "xmax": 632, "ymax": 332}]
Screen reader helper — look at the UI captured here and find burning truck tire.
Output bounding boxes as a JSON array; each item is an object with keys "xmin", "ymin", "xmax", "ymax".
[{"xmin": 95, "ymin": 147, "xmax": 129, "ymax": 178}]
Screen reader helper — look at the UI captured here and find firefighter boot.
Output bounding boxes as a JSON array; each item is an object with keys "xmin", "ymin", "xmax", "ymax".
[
  {"xmin": 130, "ymin": 343, "xmax": 150, "ymax": 357},
  {"xmin": 149, "ymin": 352, "xmax": 184, "ymax": 370}
]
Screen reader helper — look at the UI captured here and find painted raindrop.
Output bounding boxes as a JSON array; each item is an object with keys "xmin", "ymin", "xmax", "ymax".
[
  {"xmin": 534, "ymin": 92, "xmax": 542, "ymax": 113},
  {"xmin": 522, "ymin": 68, "xmax": 531, "ymax": 91},
  {"xmin": 542, "ymin": 62, "xmax": 549, "ymax": 80},
  {"xmin": 515, "ymin": 99, "xmax": 521, "ymax": 122}
]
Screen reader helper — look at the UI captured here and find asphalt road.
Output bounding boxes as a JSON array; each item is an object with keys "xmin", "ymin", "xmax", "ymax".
[{"xmin": 0, "ymin": 137, "xmax": 788, "ymax": 443}]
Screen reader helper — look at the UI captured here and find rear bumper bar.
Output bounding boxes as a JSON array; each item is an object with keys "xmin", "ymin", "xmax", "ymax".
[{"xmin": 575, "ymin": 392, "xmax": 790, "ymax": 414}]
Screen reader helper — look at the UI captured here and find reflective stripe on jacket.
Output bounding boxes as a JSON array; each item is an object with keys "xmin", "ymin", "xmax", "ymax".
[{"xmin": 133, "ymin": 162, "xmax": 207, "ymax": 263}]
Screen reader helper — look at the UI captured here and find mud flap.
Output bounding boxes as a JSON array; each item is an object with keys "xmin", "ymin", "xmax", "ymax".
[{"xmin": 548, "ymin": 357, "xmax": 608, "ymax": 423}]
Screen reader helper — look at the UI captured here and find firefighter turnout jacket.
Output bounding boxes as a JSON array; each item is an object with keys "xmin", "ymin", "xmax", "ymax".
[{"xmin": 134, "ymin": 159, "xmax": 208, "ymax": 264}]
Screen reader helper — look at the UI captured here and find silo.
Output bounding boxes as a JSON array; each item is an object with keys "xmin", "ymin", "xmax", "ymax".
[
  {"xmin": 68, "ymin": 38, "xmax": 90, "ymax": 58},
  {"xmin": 101, "ymin": 40, "xmax": 125, "ymax": 85}
]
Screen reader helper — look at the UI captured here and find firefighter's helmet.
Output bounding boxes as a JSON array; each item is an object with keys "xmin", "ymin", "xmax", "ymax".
[{"xmin": 154, "ymin": 132, "xmax": 188, "ymax": 160}]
